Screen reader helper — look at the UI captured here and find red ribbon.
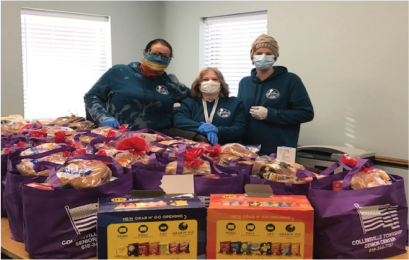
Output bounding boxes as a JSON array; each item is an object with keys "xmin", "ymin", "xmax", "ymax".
[
  {"xmin": 54, "ymin": 131, "xmax": 66, "ymax": 144},
  {"xmin": 107, "ymin": 129, "xmax": 117, "ymax": 138},
  {"xmin": 116, "ymin": 137, "xmax": 149, "ymax": 153},
  {"xmin": 183, "ymin": 148, "xmax": 205, "ymax": 167},
  {"xmin": 16, "ymin": 142, "xmax": 27, "ymax": 148},
  {"xmin": 72, "ymin": 148, "xmax": 86, "ymax": 156},
  {"xmin": 96, "ymin": 149, "xmax": 108, "ymax": 156},
  {"xmin": 31, "ymin": 129, "xmax": 47, "ymax": 137}
]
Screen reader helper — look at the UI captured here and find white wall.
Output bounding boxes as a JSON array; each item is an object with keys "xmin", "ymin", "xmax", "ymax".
[
  {"xmin": 1, "ymin": 1, "xmax": 163, "ymax": 117},
  {"xmin": 162, "ymin": 1, "xmax": 409, "ymax": 161}
]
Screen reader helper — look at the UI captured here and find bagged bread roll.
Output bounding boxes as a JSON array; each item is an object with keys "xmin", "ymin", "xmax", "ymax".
[
  {"xmin": 252, "ymin": 156, "xmax": 305, "ymax": 183},
  {"xmin": 20, "ymin": 143, "xmax": 62, "ymax": 156},
  {"xmin": 130, "ymin": 133, "xmax": 171, "ymax": 143},
  {"xmin": 54, "ymin": 159, "xmax": 112, "ymax": 188},
  {"xmin": 17, "ymin": 152, "xmax": 67, "ymax": 176},
  {"xmin": 350, "ymin": 168, "xmax": 391, "ymax": 189},
  {"xmin": 150, "ymin": 139, "xmax": 197, "ymax": 153},
  {"xmin": 47, "ymin": 115, "xmax": 85, "ymax": 126},
  {"xmin": 78, "ymin": 126, "xmax": 115, "ymax": 147},
  {"xmin": 165, "ymin": 160, "xmax": 211, "ymax": 175},
  {"xmin": 1, "ymin": 121, "xmax": 31, "ymax": 135},
  {"xmin": 219, "ymin": 143, "xmax": 258, "ymax": 166},
  {"xmin": 114, "ymin": 151, "xmax": 149, "ymax": 167},
  {"xmin": 164, "ymin": 147, "xmax": 210, "ymax": 175},
  {"xmin": 67, "ymin": 121, "xmax": 96, "ymax": 131},
  {"xmin": 45, "ymin": 125, "xmax": 76, "ymax": 138}
]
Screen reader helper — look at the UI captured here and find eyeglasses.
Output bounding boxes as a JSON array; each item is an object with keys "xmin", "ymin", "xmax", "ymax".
[{"xmin": 148, "ymin": 49, "xmax": 172, "ymax": 60}]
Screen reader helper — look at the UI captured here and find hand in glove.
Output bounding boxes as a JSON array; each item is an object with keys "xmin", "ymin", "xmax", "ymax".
[
  {"xmin": 102, "ymin": 117, "xmax": 120, "ymax": 128},
  {"xmin": 206, "ymin": 132, "xmax": 218, "ymax": 146},
  {"xmin": 197, "ymin": 122, "xmax": 218, "ymax": 134},
  {"xmin": 250, "ymin": 106, "xmax": 268, "ymax": 120}
]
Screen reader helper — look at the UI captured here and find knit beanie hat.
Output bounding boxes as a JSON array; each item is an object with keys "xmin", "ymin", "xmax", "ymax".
[{"xmin": 250, "ymin": 34, "xmax": 279, "ymax": 60}]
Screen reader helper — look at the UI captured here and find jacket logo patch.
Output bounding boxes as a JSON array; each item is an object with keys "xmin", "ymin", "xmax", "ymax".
[
  {"xmin": 266, "ymin": 88, "xmax": 280, "ymax": 99},
  {"xmin": 217, "ymin": 108, "xmax": 231, "ymax": 118},
  {"xmin": 156, "ymin": 85, "xmax": 169, "ymax": 95}
]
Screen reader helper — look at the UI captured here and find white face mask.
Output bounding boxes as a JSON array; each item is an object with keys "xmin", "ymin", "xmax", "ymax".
[
  {"xmin": 200, "ymin": 80, "xmax": 221, "ymax": 94},
  {"xmin": 253, "ymin": 55, "xmax": 275, "ymax": 70}
]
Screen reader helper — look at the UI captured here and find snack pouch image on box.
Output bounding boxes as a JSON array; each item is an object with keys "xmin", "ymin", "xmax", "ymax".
[
  {"xmin": 97, "ymin": 193, "xmax": 206, "ymax": 259},
  {"xmin": 206, "ymin": 185, "xmax": 314, "ymax": 259}
]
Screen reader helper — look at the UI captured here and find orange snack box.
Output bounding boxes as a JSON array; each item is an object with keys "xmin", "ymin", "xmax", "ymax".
[{"xmin": 207, "ymin": 185, "xmax": 314, "ymax": 259}]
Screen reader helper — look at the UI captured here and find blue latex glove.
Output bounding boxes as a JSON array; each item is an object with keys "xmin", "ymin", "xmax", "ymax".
[
  {"xmin": 102, "ymin": 117, "xmax": 120, "ymax": 128},
  {"xmin": 207, "ymin": 132, "xmax": 218, "ymax": 146},
  {"xmin": 197, "ymin": 122, "xmax": 218, "ymax": 134}
]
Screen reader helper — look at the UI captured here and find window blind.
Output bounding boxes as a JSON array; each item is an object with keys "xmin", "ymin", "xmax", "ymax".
[
  {"xmin": 21, "ymin": 8, "xmax": 112, "ymax": 120},
  {"xmin": 203, "ymin": 11, "xmax": 267, "ymax": 97}
]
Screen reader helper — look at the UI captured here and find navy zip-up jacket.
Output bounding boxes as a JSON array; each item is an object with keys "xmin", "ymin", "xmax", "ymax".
[
  {"xmin": 238, "ymin": 66, "xmax": 314, "ymax": 154},
  {"xmin": 84, "ymin": 62, "xmax": 190, "ymax": 131},
  {"xmin": 173, "ymin": 97, "xmax": 246, "ymax": 145}
]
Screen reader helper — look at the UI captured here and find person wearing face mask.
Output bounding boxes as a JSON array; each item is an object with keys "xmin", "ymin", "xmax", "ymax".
[
  {"xmin": 173, "ymin": 67, "xmax": 246, "ymax": 146},
  {"xmin": 84, "ymin": 38, "xmax": 190, "ymax": 131},
  {"xmin": 237, "ymin": 34, "xmax": 314, "ymax": 155}
]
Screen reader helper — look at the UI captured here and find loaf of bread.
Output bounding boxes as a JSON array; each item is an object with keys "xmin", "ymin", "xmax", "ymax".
[{"xmin": 54, "ymin": 159, "xmax": 112, "ymax": 188}]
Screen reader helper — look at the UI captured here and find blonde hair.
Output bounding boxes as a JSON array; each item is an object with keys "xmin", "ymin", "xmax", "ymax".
[{"xmin": 191, "ymin": 67, "xmax": 229, "ymax": 98}]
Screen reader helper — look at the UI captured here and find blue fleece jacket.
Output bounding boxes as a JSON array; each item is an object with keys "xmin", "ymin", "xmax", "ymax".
[
  {"xmin": 173, "ymin": 97, "xmax": 246, "ymax": 145},
  {"xmin": 238, "ymin": 66, "xmax": 314, "ymax": 154},
  {"xmin": 84, "ymin": 62, "xmax": 190, "ymax": 131}
]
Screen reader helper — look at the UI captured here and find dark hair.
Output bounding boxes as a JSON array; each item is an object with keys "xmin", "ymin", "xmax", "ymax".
[{"xmin": 144, "ymin": 39, "xmax": 173, "ymax": 58}]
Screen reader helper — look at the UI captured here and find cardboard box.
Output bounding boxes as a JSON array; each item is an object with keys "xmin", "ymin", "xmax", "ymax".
[
  {"xmin": 207, "ymin": 185, "xmax": 314, "ymax": 259},
  {"xmin": 97, "ymin": 191, "xmax": 206, "ymax": 259}
]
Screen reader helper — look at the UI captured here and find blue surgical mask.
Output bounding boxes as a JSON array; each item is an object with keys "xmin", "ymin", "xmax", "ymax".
[
  {"xmin": 253, "ymin": 55, "xmax": 275, "ymax": 70},
  {"xmin": 145, "ymin": 53, "xmax": 171, "ymax": 65}
]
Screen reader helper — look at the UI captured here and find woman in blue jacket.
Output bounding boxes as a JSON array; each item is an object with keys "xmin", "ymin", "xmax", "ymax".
[
  {"xmin": 238, "ymin": 34, "xmax": 314, "ymax": 155},
  {"xmin": 84, "ymin": 39, "xmax": 190, "ymax": 131},
  {"xmin": 173, "ymin": 67, "xmax": 246, "ymax": 146}
]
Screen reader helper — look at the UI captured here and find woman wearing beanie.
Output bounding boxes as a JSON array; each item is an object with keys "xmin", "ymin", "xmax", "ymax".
[
  {"xmin": 84, "ymin": 39, "xmax": 190, "ymax": 131},
  {"xmin": 237, "ymin": 34, "xmax": 314, "ymax": 155},
  {"xmin": 173, "ymin": 67, "xmax": 246, "ymax": 146}
]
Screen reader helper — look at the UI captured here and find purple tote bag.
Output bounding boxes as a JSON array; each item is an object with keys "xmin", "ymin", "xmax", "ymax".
[
  {"xmin": 3, "ymin": 145, "xmax": 74, "ymax": 242},
  {"xmin": 21, "ymin": 155, "xmax": 133, "ymax": 259},
  {"xmin": 244, "ymin": 162, "xmax": 348, "ymax": 196},
  {"xmin": 308, "ymin": 159, "xmax": 408, "ymax": 259},
  {"xmin": 1, "ymin": 149, "xmax": 22, "ymax": 217},
  {"xmin": 132, "ymin": 146, "xmax": 246, "ymax": 196},
  {"xmin": 195, "ymin": 156, "xmax": 246, "ymax": 196}
]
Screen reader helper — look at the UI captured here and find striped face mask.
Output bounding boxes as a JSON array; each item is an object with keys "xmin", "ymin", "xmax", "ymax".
[
  {"xmin": 140, "ymin": 53, "xmax": 171, "ymax": 79},
  {"xmin": 143, "ymin": 53, "xmax": 170, "ymax": 71}
]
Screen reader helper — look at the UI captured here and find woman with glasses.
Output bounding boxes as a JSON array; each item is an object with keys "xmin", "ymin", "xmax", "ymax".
[
  {"xmin": 237, "ymin": 34, "xmax": 314, "ymax": 155},
  {"xmin": 173, "ymin": 67, "xmax": 246, "ymax": 146},
  {"xmin": 84, "ymin": 38, "xmax": 190, "ymax": 131}
]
